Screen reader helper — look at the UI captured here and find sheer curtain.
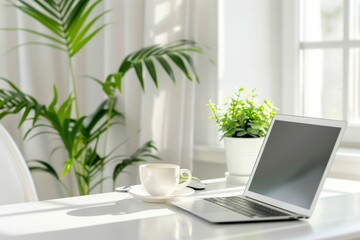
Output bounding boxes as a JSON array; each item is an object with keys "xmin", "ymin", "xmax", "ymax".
[{"xmin": 0, "ymin": 0, "xmax": 217, "ymax": 199}]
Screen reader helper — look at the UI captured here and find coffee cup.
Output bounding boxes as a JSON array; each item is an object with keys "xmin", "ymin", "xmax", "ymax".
[{"xmin": 139, "ymin": 163, "xmax": 192, "ymax": 196}]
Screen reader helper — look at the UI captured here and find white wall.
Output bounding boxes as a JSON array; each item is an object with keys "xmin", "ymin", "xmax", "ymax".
[
  {"xmin": 194, "ymin": 0, "xmax": 283, "ymax": 180},
  {"xmin": 219, "ymin": 0, "xmax": 282, "ymax": 104}
]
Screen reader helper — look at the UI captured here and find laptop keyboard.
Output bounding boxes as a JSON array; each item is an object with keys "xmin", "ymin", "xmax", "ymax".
[{"xmin": 205, "ymin": 196, "xmax": 290, "ymax": 218}]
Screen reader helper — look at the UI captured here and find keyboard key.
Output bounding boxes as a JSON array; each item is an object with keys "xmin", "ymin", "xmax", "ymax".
[{"xmin": 204, "ymin": 196, "xmax": 289, "ymax": 218}]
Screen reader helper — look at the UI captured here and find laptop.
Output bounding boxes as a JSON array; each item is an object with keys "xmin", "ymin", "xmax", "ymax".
[{"xmin": 171, "ymin": 114, "xmax": 347, "ymax": 223}]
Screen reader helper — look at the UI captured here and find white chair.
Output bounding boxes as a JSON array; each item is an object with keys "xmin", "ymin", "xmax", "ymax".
[{"xmin": 0, "ymin": 124, "xmax": 38, "ymax": 205}]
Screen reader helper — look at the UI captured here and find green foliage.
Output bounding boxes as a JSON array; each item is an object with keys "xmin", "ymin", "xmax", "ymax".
[
  {"xmin": 208, "ymin": 88, "xmax": 277, "ymax": 139},
  {"xmin": 98, "ymin": 39, "xmax": 204, "ymax": 97},
  {"xmin": 0, "ymin": 0, "xmax": 204, "ymax": 196},
  {"xmin": 6, "ymin": 0, "xmax": 109, "ymax": 57},
  {"xmin": 0, "ymin": 78, "xmax": 158, "ymax": 194}
]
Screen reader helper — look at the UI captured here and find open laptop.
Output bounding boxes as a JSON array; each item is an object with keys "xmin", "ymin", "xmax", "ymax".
[{"xmin": 171, "ymin": 114, "xmax": 347, "ymax": 223}]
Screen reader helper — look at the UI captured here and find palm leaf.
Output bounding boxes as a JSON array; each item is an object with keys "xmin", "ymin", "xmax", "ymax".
[
  {"xmin": 167, "ymin": 53, "xmax": 192, "ymax": 80},
  {"xmin": 33, "ymin": 0, "xmax": 60, "ymax": 19},
  {"xmin": 177, "ymin": 52, "xmax": 199, "ymax": 82},
  {"xmin": 89, "ymin": 177, "xmax": 111, "ymax": 192},
  {"xmin": 156, "ymin": 56, "xmax": 176, "ymax": 82},
  {"xmin": 8, "ymin": 0, "xmax": 109, "ymax": 57},
  {"xmin": 6, "ymin": 42, "xmax": 67, "ymax": 53},
  {"xmin": 28, "ymin": 159, "xmax": 72, "ymax": 196},
  {"xmin": 0, "ymin": 28, "xmax": 65, "ymax": 45},
  {"xmin": 13, "ymin": 0, "xmax": 62, "ymax": 36},
  {"xmin": 28, "ymin": 159, "xmax": 60, "ymax": 180},
  {"xmin": 112, "ymin": 40, "xmax": 204, "ymax": 93},
  {"xmin": 133, "ymin": 62, "xmax": 145, "ymax": 91},
  {"xmin": 83, "ymin": 99, "xmax": 123, "ymax": 135},
  {"xmin": 62, "ymin": 158, "xmax": 73, "ymax": 178},
  {"xmin": 69, "ymin": 1, "xmax": 108, "ymax": 45},
  {"xmin": 0, "ymin": 78, "xmax": 45, "ymax": 127},
  {"xmin": 144, "ymin": 59, "xmax": 158, "ymax": 88},
  {"xmin": 112, "ymin": 140, "xmax": 160, "ymax": 184},
  {"xmin": 70, "ymin": 23, "xmax": 109, "ymax": 57}
]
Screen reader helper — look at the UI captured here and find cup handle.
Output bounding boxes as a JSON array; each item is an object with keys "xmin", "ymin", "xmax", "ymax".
[{"xmin": 177, "ymin": 169, "xmax": 192, "ymax": 190}]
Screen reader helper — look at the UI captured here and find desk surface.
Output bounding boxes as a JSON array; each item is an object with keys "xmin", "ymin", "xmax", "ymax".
[{"xmin": 1, "ymin": 178, "xmax": 360, "ymax": 240}]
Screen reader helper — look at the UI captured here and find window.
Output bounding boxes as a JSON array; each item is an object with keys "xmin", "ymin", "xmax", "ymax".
[
  {"xmin": 283, "ymin": 0, "xmax": 360, "ymax": 144},
  {"xmin": 194, "ymin": 1, "xmax": 360, "ymax": 180}
]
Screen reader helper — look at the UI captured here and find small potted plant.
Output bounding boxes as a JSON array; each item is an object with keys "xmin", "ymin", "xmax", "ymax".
[{"xmin": 208, "ymin": 87, "xmax": 277, "ymax": 183}]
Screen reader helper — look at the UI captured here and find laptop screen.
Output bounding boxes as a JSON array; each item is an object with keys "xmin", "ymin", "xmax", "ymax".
[{"xmin": 247, "ymin": 120, "xmax": 341, "ymax": 209}]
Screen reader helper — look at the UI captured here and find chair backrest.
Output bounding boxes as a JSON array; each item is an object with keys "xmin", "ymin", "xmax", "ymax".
[{"xmin": 0, "ymin": 124, "xmax": 38, "ymax": 205}]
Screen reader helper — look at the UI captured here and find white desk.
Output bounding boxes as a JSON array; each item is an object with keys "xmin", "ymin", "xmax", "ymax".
[{"xmin": 1, "ymin": 178, "xmax": 360, "ymax": 240}]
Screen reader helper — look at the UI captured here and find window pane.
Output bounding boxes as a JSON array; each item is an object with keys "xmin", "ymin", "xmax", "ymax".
[
  {"xmin": 302, "ymin": 49, "xmax": 343, "ymax": 119},
  {"xmin": 301, "ymin": 0, "xmax": 343, "ymax": 42},
  {"xmin": 350, "ymin": 0, "xmax": 360, "ymax": 40},
  {"xmin": 349, "ymin": 48, "xmax": 360, "ymax": 123}
]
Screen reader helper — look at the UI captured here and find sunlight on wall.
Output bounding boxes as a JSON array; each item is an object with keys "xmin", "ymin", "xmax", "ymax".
[
  {"xmin": 152, "ymin": 90, "xmax": 169, "ymax": 152},
  {"xmin": 155, "ymin": 1, "xmax": 171, "ymax": 25},
  {"xmin": 154, "ymin": 32, "xmax": 169, "ymax": 44},
  {"xmin": 173, "ymin": 25, "xmax": 182, "ymax": 33}
]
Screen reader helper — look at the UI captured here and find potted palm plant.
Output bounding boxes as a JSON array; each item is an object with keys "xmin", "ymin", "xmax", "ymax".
[
  {"xmin": 0, "ymin": 0, "xmax": 205, "ymax": 196},
  {"xmin": 208, "ymin": 87, "xmax": 277, "ymax": 184}
]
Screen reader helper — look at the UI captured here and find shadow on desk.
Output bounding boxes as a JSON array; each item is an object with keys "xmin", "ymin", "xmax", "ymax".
[
  {"xmin": 66, "ymin": 198, "xmax": 193, "ymax": 239},
  {"xmin": 67, "ymin": 198, "xmax": 163, "ymax": 217}
]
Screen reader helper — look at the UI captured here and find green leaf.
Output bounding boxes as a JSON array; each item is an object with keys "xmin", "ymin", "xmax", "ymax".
[
  {"xmin": 57, "ymin": 94, "xmax": 73, "ymax": 124},
  {"xmin": 208, "ymin": 87, "xmax": 277, "ymax": 139},
  {"xmin": 9, "ymin": 0, "xmax": 109, "ymax": 58},
  {"xmin": 34, "ymin": 0, "xmax": 60, "ymax": 20},
  {"xmin": 67, "ymin": 0, "xmax": 101, "ymax": 41},
  {"xmin": 133, "ymin": 62, "xmax": 145, "ymax": 91},
  {"xmin": 6, "ymin": 42, "xmax": 67, "ymax": 54},
  {"xmin": 113, "ymin": 40, "xmax": 204, "ymax": 94},
  {"xmin": 167, "ymin": 53, "xmax": 192, "ymax": 80},
  {"xmin": 28, "ymin": 159, "xmax": 60, "ymax": 180},
  {"xmin": 178, "ymin": 52, "xmax": 199, "ymax": 82},
  {"xmin": 0, "ymin": 78, "xmax": 45, "ymax": 128},
  {"xmin": 112, "ymin": 158, "xmax": 145, "ymax": 183},
  {"xmin": 118, "ymin": 57, "xmax": 132, "ymax": 74},
  {"xmin": 144, "ymin": 58, "xmax": 158, "ymax": 88},
  {"xmin": 65, "ymin": 1, "xmax": 89, "ymax": 31},
  {"xmin": 112, "ymin": 140, "xmax": 160, "ymax": 184},
  {"xmin": 156, "ymin": 56, "xmax": 176, "ymax": 82},
  {"xmin": 48, "ymin": 85, "xmax": 58, "ymax": 112},
  {"xmin": 113, "ymin": 72, "xmax": 124, "ymax": 93},
  {"xmin": 62, "ymin": 158, "xmax": 73, "ymax": 178},
  {"xmin": 70, "ymin": 24, "xmax": 109, "ymax": 57},
  {"xmin": 18, "ymin": 106, "xmax": 32, "ymax": 127},
  {"xmin": 70, "ymin": 7, "xmax": 110, "ymax": 49},
  {"xmin": 0, "ymin": 28, "xmax": 65, "ymax": 45},
  {"xmin": 14, "ymin": 2, "xmax": 62, "ymax": 37},
  {"xmin": 62, "ymin": 0, "xmax": 76, "ymax": 19}
]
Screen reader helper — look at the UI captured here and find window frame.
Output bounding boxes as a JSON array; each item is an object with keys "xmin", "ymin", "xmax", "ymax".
[{"xmin": 282, "ymin": 0, "xmax": 360, "ymax": 145}]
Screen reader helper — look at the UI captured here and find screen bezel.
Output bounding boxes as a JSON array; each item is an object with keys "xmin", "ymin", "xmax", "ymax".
[{"xmin": 244, "ymin": 114, "xmax": 347, "ymax": 217}]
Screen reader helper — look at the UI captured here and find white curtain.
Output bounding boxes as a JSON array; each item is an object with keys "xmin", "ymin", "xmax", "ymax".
[{"xmin": 0, "ymin": 0, "xmax": 217, "ymax": 200}]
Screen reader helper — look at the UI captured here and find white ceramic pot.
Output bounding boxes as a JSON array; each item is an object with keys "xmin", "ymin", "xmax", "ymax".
[{"xmin": 224, "ymin": 137, "xmax": 264, "ymax": 177}]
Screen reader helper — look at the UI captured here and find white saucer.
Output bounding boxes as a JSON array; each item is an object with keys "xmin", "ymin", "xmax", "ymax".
[{"xmin": 128, "ymin": 185, "xmax": 195, "ymax": 203}]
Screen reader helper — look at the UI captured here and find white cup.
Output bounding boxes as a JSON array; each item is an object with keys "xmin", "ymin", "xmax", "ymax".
[{"xmin": 139, "ymin": 163, "xmax": 192, "ymax": 196}]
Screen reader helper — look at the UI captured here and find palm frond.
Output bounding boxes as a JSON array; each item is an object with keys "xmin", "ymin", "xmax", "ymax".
[
  {"xmin": 109, "ymin": 40, "xmax": 204, "ymax": 93},
  {"xmin": 28, "ymin": 159, "xmax": 60, "ymax": 180},
  {"xmin": 112, "ymin": 140, "xmax": 160, "ymax": 184},
  {"xmin": 0, "ymin": 77, "xmax": 45, "ymax": 127},
  {"xmin": 7, "ymin": 0, "xmax": 109, "ymax": 57},
  {"xmin": 28, "ymin": 159, "xmax": 72, "ymax": 196}
]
